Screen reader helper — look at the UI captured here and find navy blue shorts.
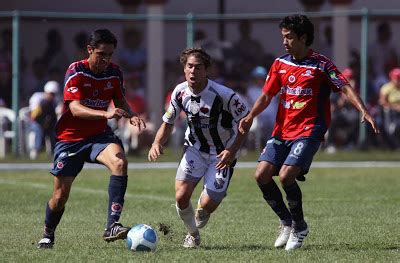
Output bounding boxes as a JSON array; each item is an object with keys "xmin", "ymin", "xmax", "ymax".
[
  {"xmin": 258, "ymin": 137, "xmax": 320, "ymax": 176},
  {"xmin": 50, "ymin": 131, "xmax": 124, "ymax": 177}
]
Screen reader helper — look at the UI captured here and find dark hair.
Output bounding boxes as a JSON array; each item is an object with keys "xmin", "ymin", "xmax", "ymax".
[
  {"xmin": 279, "ymin": 15, "xmax": 314, "ymax": 46},
  {"xmin": 180, "ymin": 48, "xmax": 211, "ymax": 68},
  {"xmin": 88, "ymin": 29, "xmax": 117, "ymax": 48}
]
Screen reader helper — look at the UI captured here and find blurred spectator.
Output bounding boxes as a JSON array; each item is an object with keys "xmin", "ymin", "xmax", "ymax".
[
  {"xmin": 378, "ymin": 68, "xmax": 400, "ymax": 147},
  {"xmin": 41, "ymin": 28, "xmax": 70, "ymax": 74},
  {"xmin": 73, "ymin": 31, "xmax": 88, "ymax": 61},
  {"xmin": 369, "ymin": 22, "xmax": 398, "ymax": 95},
  {"xmin": 27, "ymin": 80, "xmax": 59, "ymax": 159},
  {"xmin": 0, "ymin": 29, "xmax": 13, "ymax": 107},
  {"xmin": 232, "ymin": 20, "xmax": 265, "ymax": 78},
  {"xmin": 117, "ymin": 27, "xmax": 146, "ymax": 79},
  {"xmin": 325, "ymin": 68, "xmax": 359, "ymax": 152},
  {"xmin": 246, "ymin": 66, "xmax": 278, "ymax": 149},
  {"xmin": 319, "ymin": 24, "xmax": 333, "ymax": 59},
  {"xmin": 22, "ymin": 58, "xmax": 48, "ymax": 106},
  {"xmin": 118, "ymin": 73, "xmax": 154, "ymax": 154}
]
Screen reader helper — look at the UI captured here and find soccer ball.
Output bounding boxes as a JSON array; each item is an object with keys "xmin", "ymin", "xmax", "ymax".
[{"xmin": 126, "ymin": 224, "xmax": 158, "ymax": 252}]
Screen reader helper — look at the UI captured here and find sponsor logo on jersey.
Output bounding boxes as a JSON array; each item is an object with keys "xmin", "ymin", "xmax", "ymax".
[
  {"xmin": 67, "ymin": 86, "xmax": 78, "ymax": 93},
  {"xmin": 104, "ymin": 81, "xmax": 113, "ymax": 90},
  {"xmin": 200, "ymin": 107, "xmax": 209, "ymax": 114},
  {"xmin": 301, "ymin": 70, "xmax": 313, "ymax": 77},
  {"xmin": 81, "ymin": 98, "xmax": 109, "ymax": 108},
  {"xmin": 329, "ymin": 71, "xmax": 338, "ymax": 80},
  {"xmin": 279, "ymin": 69, "xmax": 287, "ymax": 74},
  {"xmin": 83, "ymin": 83, "xmax": 91, "ymax": 87},
  {"xmin": 288, "ymin": 75, "xmax": 296, "ymax": 83},
  {"xmin": 280, "ymin": 99, "xmax": 307, "ymax": 109},
  {"xmin": 281, "ymin": 86, "xmax": 313, "ymax": 96},
  {"xmin": 233, "ymin": 98, "xmax": 247, "ymax": 116}
]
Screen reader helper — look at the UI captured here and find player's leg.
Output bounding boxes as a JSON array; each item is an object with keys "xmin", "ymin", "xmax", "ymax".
[
  {"xmin": 95, "ymin": 142, "xmax": 130, "ymax": 242},
  {"xmin": 195, "ymin": 159, "xmax": 235, "ymax": 228},
  {"xmin": 38, "ymin": 175, "xmax": 75, "ymax": 248},
  {"xmin": 257, "ymin": 138, "xmax": 293, "ymax": 248},
  {"xmin": 38, "ymin": 140, "xmax": 85, "ymax": 249},
  {"xmin": 175, "ymin": 146, "xmax": 206, "ymax": 248},
  {"xmin": 280, "ymin": 138, "xmax": 320, "ymax": 251}
]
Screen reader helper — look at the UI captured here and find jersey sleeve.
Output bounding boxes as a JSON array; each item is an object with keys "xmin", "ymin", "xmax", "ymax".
[
  {"xmin": 162, "ymin": 87, "xmax": 183, "ymax": 124},
  {"xmin": 63, "ymin": 63, "xmax": 83, "ymax": 102},
  {"xmin": 114, "ymin": 67, "xmax": 125, "ymax": 99},
  {"xmin": 227, "ymin": 92, "xmax": 249, "ymax": 122},
  {"xmin": 262, "ymin": 60, "xmax": 281, "ymax": 96},
  {"xmin": 323, "ymin": 59, "xmax": 349, "ymax": 92}
]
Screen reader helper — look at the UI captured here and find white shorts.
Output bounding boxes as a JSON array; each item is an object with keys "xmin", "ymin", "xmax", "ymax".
[{"xmin": 176, "ymin": 146, "xmax": 235, "ymax": 203}]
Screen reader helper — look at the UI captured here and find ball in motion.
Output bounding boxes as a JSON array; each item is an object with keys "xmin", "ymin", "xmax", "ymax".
[{"xmin": 126, "ymin": 224, "xmax": 158, "ymax": 252}]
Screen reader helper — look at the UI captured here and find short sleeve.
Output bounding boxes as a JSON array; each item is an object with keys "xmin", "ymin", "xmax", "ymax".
[
  {"xmin": 162, "ymin": 87, "xmax": 182, "ymax": 124},
  {"xmin": 227, "ymin": 92, "xmax": 249, "ymax": 122},
  {"xmin": 262, "ymin": 60, "xmax": 281, "ymax": 97},
  {"xmin": 323, "ymin": 60, "xmax": 349, "ymax": 92}
]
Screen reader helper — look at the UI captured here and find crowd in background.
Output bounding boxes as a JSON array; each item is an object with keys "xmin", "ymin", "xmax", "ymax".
[{"xmin": 1, "ymin": 19, "xmax": 400, "ymax": 158}]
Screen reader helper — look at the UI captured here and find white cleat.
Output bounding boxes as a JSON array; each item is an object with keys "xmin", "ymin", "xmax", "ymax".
[
  {"xmin": 195, "ymin": 208, "xmax": 210, "ymax": 229},
  {"xmin": 274, "ymin": 224, "xmax": 292, "ymax": 248},
  {"xmin": 285, "ymin": 227, "xmax": 309, "ymax": 251},
  {"xmin": 183, "ymin": 233, "xmax": 201, "ymax": 248}
]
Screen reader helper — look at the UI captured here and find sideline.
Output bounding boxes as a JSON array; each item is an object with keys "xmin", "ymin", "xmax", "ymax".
[{"xmin": 1, "ymin": 161, "xmax": 400, "ymax": 170}]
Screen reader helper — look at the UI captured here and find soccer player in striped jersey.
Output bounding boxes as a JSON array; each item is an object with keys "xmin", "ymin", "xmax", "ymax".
[
  {"xmin": 239, "ymin": 15, "xmax": 379, "ymax": 251},
  {"xmin": 148, "ymin": 48, "xmax": 249, "ymax": 248},
  {"xmin": 37, "ymin": 29, "xmax": 146, "ymax": 249}
]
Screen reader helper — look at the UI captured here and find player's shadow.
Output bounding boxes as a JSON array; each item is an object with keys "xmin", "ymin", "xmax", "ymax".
[
  {"xmin": 202, "ymin": 244, "xmax": 273, "ymax": 251},
  {"xmin": 305, "ymin": 243, "xmax": 400, "ymax": 251}
]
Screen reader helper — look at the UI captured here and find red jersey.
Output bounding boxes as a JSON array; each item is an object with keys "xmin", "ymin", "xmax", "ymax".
[
  {"xmin": 263, "ymin": 50, "xmax": 349, "ymax": 141},
  {"xmin": 56, "ymin": 59, "xmax": 125, "ymax": 141}
]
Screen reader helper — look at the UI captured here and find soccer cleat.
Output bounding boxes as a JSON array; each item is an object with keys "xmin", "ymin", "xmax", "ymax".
[
  {"xmin": 37, "ymin": 237, "xmax": 54, "ymax": 249},
  {"xmin": 285, "ymin": 226, "xmax": 309, "ymax": 251},
  {"xmin": 296, "ymin": 174, "xmax": 306, "ymax": 182},
  {"xmin": 274, "ymin": 224, "xmax": 292, "ymax": 248},
  {"xmin": 183, "ymin": 233, "xmax": 201, "ymax": 248},
  {"xmin": 195, "ymin": 208, "xmax": 210, "ymax": 229},
  {"xmin": 103, "ymin": 222, "xmax": 130, "ymax": 242}
]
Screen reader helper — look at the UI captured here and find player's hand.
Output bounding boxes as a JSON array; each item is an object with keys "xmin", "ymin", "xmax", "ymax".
[
  {"xmin": 238, "ymin": 115, "xmax": 253, "ymax": 134},
  {"xmin": 148, "ymin": 143, "xmax": 164, "ymax": 162},
  {"xmin": 216, "ymin": 149, "xmax": 234, "ymax": 170},
  {"xmin": 130, "ymin": 116, "xmax": 146, "ymax": 132},
  {"xmin": 361, "ymin": 112, "xmax": 380, "ymax": 134},
  {"xmin": 105, "ymin": 108, "xmax": 129, "ymax": 120}
]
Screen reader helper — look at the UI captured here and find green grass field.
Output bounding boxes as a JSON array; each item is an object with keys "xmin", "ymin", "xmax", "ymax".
[{"xmin": 1, "ymin": 167, "xmax": 399, "ymax": 262}]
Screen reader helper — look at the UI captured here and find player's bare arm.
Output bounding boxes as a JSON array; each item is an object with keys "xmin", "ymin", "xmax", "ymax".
[
  {"xmin": 148, "ymin": 122, "xmax": 174, "ymax": 162},
  {"xmin": 341, "ymin": 85, "xmax": 380, "ymax": 133},
  {"xmin": 239, "ymin": 93, "xmax": 272, "ymax": 134},
  {"xmin": 69, "ymin": 100, "xmax": 128, "ymax": 120},
  {"xmin": 114, "ymin": 98, "xmax": 146, "ymax": 131},
  {"xmin": 216, "ymin": 124, "xmax": 249, "ymax": 170}
]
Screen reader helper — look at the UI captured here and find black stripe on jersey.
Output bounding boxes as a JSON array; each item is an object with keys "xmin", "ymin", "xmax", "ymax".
[
  {"xmin": 209, "ymin": 95, "xmax": 225, "ymax": 154},
  {"xmin": 190, "ymin": 97, "xmax": 210, "ymax": 153}
]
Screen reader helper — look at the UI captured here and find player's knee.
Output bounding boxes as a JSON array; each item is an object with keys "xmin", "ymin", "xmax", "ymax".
[
  {"xmin": 110, "ymin": 157, "xmax": 128, "ymax": 174},
  {"xmin": 255, "ymin": 166, "xmax": 272, "ymax": 184},
  {"xmin": 278, "ymin": 172, "xmax": 296, "ymax": 186},
  {"xmin": 51, "ymin": 194, "xmax": 68, "ymax": 210},
  {"xmin": 175, "ymin": 190, "xmax": 191, "ymax": 208}
]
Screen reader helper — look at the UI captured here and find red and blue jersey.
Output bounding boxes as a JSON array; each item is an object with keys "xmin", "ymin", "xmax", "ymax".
[
  {"xmin": 56, "ymin": 59, "xmax": 125, "ymax": 141},
  {"xmin": 263, "ymin": 49, "xmax": 349, "ymax": 141}
]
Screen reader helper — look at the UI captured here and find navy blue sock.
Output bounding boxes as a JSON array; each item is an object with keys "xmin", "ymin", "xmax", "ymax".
[
  {"xmin": 258, "ymin": 180, "xmax": 292, "ymax": 226},
  {"xmin": 44, "ymin": 202, "xmax": 64, "ymax": 240},
  {"xmin": 283, "ymin": 182, "xmax": 306, "ymax": 230},
  {"xmin": 107, "ymin": 175, "xmax": 128, "ymax": 228}
]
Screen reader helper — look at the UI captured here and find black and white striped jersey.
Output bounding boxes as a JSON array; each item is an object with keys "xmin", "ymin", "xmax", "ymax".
[{"xmin": 163, "ymin": 79, "xmax": 249, "ymax": 155}]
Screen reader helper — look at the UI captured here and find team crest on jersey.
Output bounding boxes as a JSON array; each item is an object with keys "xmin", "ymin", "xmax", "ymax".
[
  {"xmin": 104, "ymin": 81, "xmax": 113, "ymax": 90},
  {"xmin": 288, "ymin": 75, "xmax": 296, "ymax": 83},
  {"xmin": 329, "ymin": 71, "xmax": 338, "ymax": 80},
  {"xmin": 189, "ymin": 101, "xmax": 200, "ymax": 114},
  {"xmin": 301, "ymin": 70, "xmax": 313, "ymax": 77},
  {"xmin": 200, "ymin": 107, "xmax": 209, "ymax": 114},
  {"xmin": 67, "ymin": 86, "xmax": 78, "ymax": 93}
]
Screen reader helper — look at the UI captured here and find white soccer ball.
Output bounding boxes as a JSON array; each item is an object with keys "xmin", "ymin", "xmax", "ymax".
[{"xmin": 126, "ymin": 224, "xmax": 159, "ymax": 252}]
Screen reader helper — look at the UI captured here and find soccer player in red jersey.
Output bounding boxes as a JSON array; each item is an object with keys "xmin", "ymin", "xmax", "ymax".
[
  {"xmin": 37, "ymin": 29, "xmax": 146, "ymax": 248},
  {"xmin": 239, "ymin": 15, "xmax": 379, "ymax": 251}
]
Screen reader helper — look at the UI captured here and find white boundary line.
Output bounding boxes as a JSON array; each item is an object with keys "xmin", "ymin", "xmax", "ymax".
[{"xmin": 1, "ymin": 161, "xmax": 400, "ymax": 170}]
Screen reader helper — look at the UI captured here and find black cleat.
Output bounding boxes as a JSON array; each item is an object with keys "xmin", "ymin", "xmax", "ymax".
[
  {"xmin": 37, "ymin": 237, "xmax": 54, "ymax": 249},
  {"xmin": 103, "ymin": 222, "xmax": 130, "ymax": 242},
  {"xmin": 296, "ymin": 174, "xmax": 306, "ymax": 182}
]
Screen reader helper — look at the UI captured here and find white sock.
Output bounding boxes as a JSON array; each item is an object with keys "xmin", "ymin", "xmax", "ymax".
[{"xmin": 176, "ymin": 202, "xmax": 198, "ymax": 234}]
